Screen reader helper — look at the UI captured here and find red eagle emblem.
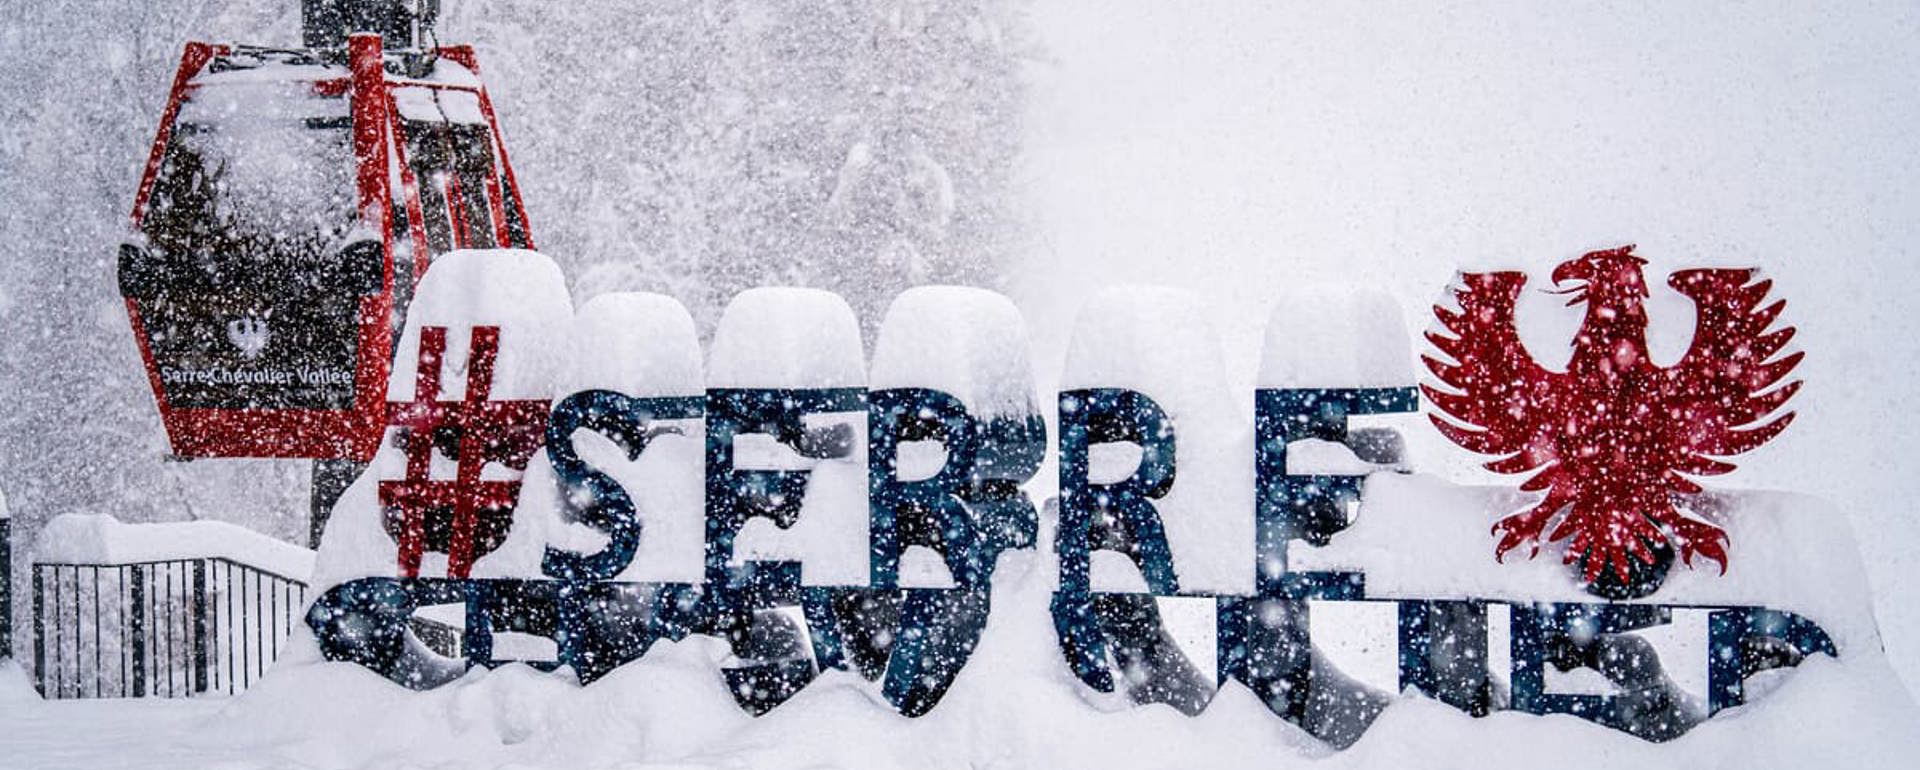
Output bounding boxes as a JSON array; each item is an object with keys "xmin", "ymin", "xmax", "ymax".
[{"xmin": 1423, "ymin": 245, "xmax": 1802, "ymax": 587}]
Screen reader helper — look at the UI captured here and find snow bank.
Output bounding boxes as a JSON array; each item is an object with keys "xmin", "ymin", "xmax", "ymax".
[
  {"xmin": 33, "ymin": 513, "xmax": 314, "ymax": 580},
  {"xmin": 1291, "ymin": 475, "xmax": 1886, "ymax": 652},
  {"xmin": 33, "ymin": 284, "xmax": 1911, "ymax": 766},
  {"xmin": 118, "ymin": 273, "xmax": 1907, "ymax": 768},
  {"xmin": 19, "ymin": 547, "xmax": 1909, "ymax": 770}
]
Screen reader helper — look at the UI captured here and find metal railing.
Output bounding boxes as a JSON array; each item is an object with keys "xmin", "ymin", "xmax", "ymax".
[{"xmin": 32, "ymin": 557, "xmax": 308, "ymax": 698}]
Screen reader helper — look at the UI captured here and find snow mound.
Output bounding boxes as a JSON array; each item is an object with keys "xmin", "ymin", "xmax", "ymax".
[
  {"xmin": 707, "ymin": 288, "xmax": 864, "ymax": 389},
  {"xmin": 386, "ymin": 249, "xmax": 573, "ymax": 401},
  {"xmin": 559, "ymin": 292, "xmax": 703, "ymax": 398},
  {"xmin": 871, "ymin": 286, "xmax": 1039, "ymax": 418}
]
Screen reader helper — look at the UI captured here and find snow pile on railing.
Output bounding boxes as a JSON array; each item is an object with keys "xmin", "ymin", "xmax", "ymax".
[{"xmin": 34, "ymin": 514, "xmax": 313, "ymax": 580}]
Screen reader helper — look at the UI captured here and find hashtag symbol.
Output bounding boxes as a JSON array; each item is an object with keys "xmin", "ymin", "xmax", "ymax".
[{"xmin": 380, "ymin": 326, "xmax": 550, "ymax": 578}]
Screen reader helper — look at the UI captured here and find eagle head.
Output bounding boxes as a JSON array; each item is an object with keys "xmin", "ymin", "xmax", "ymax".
[{"xmin": 1550, "ymin": 244, "xmax": 1650, "ymax": 308}]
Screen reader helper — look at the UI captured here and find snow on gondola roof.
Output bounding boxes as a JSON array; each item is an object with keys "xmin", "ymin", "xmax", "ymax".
[
  {"xmin": 191, "ymin": 47, "xmax": 346, "ymax": 85},
  {"xmin": 183, "ymin": 45, "xmax": 483, "ymax": 89}
]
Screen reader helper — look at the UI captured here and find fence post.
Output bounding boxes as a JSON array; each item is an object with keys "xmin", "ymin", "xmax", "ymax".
[
  {"xmin": 30, "ymin": 567, "xmax": 43, "ymax": 697},
  {"xmin": 191, "ymin": 560, "xmax": 208, "ymax": 694},
  {"xmin": 1, "ymin": 513, "xmax": 11, "ymax": 656},
  {"xmin": 129, "ymin": 564, "xmax": 146, "ymax": 698}
]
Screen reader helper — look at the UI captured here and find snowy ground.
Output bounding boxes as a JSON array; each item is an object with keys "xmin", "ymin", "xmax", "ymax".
[{"xmin": 3, "ymin": 544, "xmax": 1915, "ymax": 770}]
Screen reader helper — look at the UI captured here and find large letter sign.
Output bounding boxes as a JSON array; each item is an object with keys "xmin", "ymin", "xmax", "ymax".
[{"xmin": 309, "ymin": 249, "xmax": 1843, "ymax": 747}]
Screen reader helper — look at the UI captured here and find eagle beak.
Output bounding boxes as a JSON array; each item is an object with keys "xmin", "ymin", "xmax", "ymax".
[
  {"xmin": 1550, "ymin": 260, "xmax": 1586, "ymax": 288},
  {"xmin": 1543, "ymin": 261, "xmax": 1589, "ymax": 303},
  {"xmin": 1547, "ymin": 260, "xmax": 1592, "ymax": 305}
]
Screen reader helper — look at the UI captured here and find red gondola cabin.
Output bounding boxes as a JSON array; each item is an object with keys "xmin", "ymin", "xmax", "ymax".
[{"xmin": 118, "ymin": 33, "xmax": 533, "ymax": 460}]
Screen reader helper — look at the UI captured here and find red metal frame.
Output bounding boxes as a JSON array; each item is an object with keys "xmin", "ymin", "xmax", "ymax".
[
  {"xmin": 444, "ymin": 43, "xmax": 537, "ymax": 252},
  {"xmin": 122, "ymin": 35, "xmax": 535, "ymax": 461}
]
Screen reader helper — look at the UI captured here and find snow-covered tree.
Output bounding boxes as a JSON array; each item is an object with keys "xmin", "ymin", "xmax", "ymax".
[{"xmin": 452, "ymin": 0, "xmax": 1032, "ymax": 334}]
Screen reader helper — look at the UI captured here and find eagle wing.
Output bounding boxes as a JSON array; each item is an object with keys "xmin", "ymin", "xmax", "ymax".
[
  {"xmin": 1422, "ymin": 272, "xmax": 1564, "ymax": 482},
  {"xmin": 1661, "ymin": 268, "xmax": 1803, "ymax": 485}
]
